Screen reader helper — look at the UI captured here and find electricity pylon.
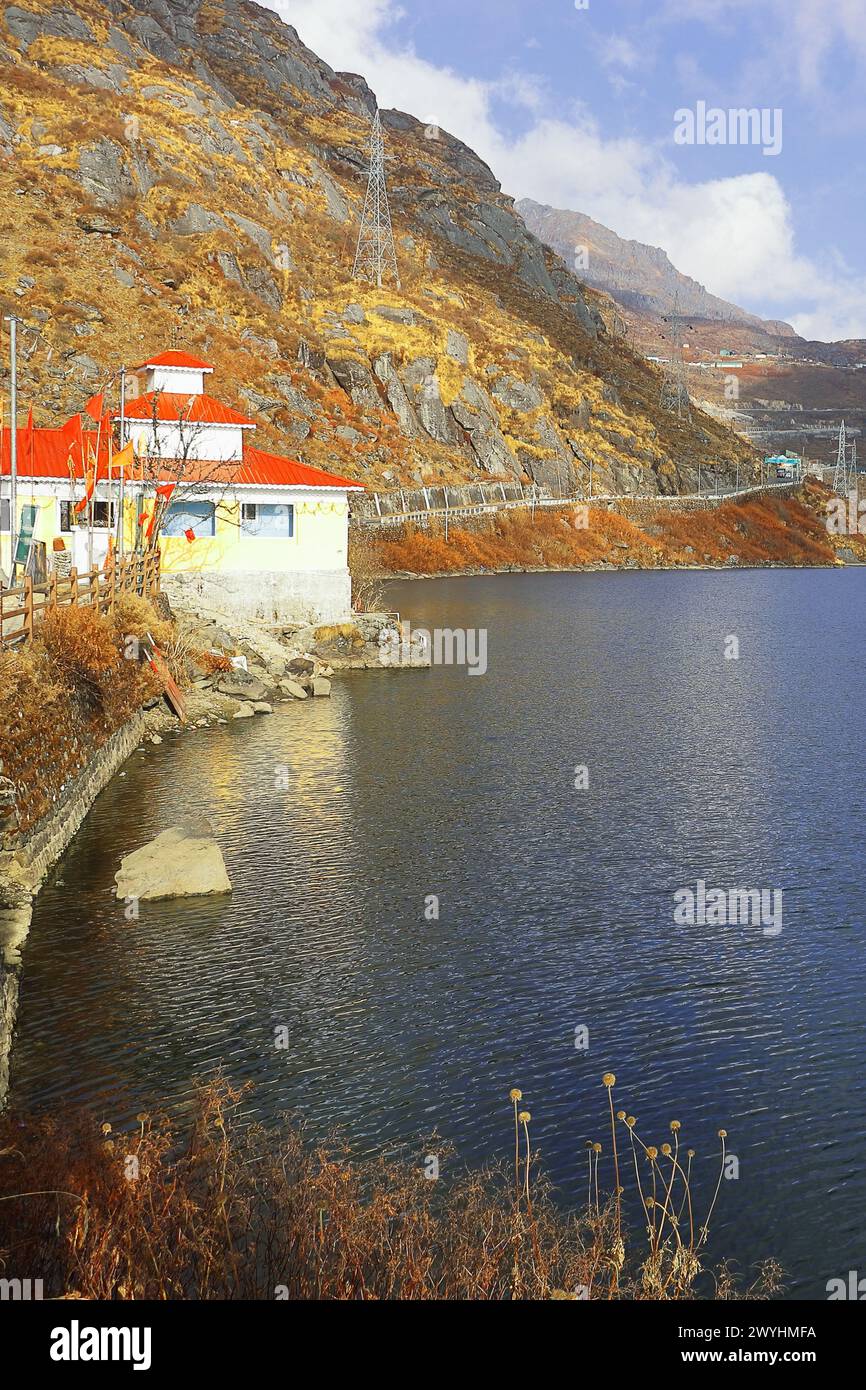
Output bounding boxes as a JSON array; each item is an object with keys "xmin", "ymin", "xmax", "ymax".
[
  {"xmin": 833, "ymin": 420, "xmax": 848, "ymax": 494},
  {"xmin": 352, "ymin": 109, "xmax": 401, "ymax": 291},
  {"xmin": 660, "ymin": 293, "xmax": 692, "ymax": 421}
]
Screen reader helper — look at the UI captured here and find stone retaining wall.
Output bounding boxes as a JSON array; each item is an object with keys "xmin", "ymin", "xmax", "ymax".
[
  {"xmin": 0, "ymin": 711, "xmax": 148, "ymax": 1106},
  {"xmin": 0, "ymin": 712, "xmax": 146, "ymax": 907}
]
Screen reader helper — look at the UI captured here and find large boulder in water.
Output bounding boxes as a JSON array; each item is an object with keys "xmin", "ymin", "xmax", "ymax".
[{"xmin": 114, "ymin": 823, "xmax": 232, "ymax": 902}]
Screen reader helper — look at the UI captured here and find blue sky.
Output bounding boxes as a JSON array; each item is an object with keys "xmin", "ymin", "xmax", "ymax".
[{"xmin": 268, "ymin": 0, "xmax": 866, "ymax": 340}]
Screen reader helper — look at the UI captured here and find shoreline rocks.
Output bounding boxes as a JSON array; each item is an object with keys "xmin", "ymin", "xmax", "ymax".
[{"xmin": 114, "ymin": 823, "xmax": 232, "ymax": 902}]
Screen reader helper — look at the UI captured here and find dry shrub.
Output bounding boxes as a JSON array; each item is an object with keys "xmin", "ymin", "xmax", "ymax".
[
  {"xmin": 197, "ymin": 649, "xmax": 233, "ymax": 675},
  {"xmin": 0, "ymin": 1077, "xmax": 783, "ymax": 1302},
  {"xmin": 0, "ymin": 605, "xmax": 164, "ymax": 836},
  {"xmin": 41, "ymin": 605, "xmax": 123, "ymax": 694},
  {"xmin": 348, "ymin": 527, "xmax": 386, "ymax": 611},
  {"xmin": 112, "ymin": 593, "xmax": 174, "ymax": 650}
]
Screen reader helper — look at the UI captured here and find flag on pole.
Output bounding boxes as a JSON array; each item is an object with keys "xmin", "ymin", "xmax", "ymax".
[
  {"xmin": 84, "ymin": 393, "xmax": 105, "ymax": 422},
  {"xmin": 184, "ymin": 527, "xmax": 196, "ymax": 543},
  {"xmin": 155, "ymin": 482, "xmax": 176, "ymax": 501},
  {"xmin": 110, "ymin": 440, "xmax": 135, "ymax": 474},
  {"xmin": 25, "ymin": 406, "xmax": 34, "ymax": 472}
]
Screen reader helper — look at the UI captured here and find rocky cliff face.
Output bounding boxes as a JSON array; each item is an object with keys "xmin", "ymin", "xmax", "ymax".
[
  {"xmin": 0, "ymin": 0, "xmax": 758, "ymax": 494},
  {"xmin": 517, "ymin": 198, "xmax": 798, "ymax": 340}
]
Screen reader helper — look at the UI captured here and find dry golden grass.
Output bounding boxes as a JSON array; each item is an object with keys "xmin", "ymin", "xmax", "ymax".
[
  {"xmin": 371, "ymin": 487, "xmax": 836, "ymax": 576},
  {"xmin": 0, "ymin": 599, "xmax": 169, "ymax": 835},
  {"xmin": 0, "ymin": 1074, "xmax": 783, "ymax": 1301}
]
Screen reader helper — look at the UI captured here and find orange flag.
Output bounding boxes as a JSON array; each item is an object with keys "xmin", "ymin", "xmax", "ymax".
[
  {"xmin": 111, "ymin": 440, "xmax": 134, "ymax": 474},
  {"xmin": 84, "ymin": 393, "xmax": 105, "ymax": 422}
]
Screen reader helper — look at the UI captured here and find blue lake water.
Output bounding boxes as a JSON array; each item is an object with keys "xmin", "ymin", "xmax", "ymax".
[{"xmin": 8, "ymin": 568, "xmax": 866, "ymax": 1299}]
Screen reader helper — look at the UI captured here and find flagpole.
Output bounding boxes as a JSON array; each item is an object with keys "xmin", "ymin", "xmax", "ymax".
[
  {"xmin": 118, "ymin": 366, "xmax": 126, "ymax": 556},
  {"xmin": 4, "ymin": 314, "xmax": 18, "ymax": 580}
]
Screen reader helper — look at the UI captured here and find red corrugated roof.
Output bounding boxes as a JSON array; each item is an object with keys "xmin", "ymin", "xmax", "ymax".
[
  {"xmin": 135, "ymin": 350, "xmax": 214, "ymax": 371},
  {"xmin": 118, "ymin": 392, "xmax": 256, "ymax": 427},
  {"xmin": 1, "ymin": 426, "xmax": 108, "ymax": 480},
  {"xmin": 240, "ymin": 446, "xmax": 363, "ymax": 490},
  {"xmin": 1, "ymin": 427, "xmax": 363, "ymax": 492}
]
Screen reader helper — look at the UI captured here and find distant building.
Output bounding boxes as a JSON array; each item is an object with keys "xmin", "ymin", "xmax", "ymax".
[{"xmin": 1, "ymin": 350, "xmax": 363, "ymax": 623}]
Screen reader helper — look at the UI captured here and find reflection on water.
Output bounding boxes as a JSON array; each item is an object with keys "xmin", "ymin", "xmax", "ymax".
[{"xmin": 8, "ymin": 569, "xmax": 866, "ymax": 1299}]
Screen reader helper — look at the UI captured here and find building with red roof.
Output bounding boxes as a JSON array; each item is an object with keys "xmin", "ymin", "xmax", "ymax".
[{"xmin": 2, "ymin": 353, "xmax": 364, "ymax": 623}]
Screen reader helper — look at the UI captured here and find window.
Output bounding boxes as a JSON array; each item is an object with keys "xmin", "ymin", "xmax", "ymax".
[
  {"xmin": 59, "ymin": 501, "xmax": 117, "ymax": 531},
  {"xmin": 162, "ymin": 500, "xmax": 216, "ymax": 538},
  {"xmin": 0, "ymin": 498, "xmax": 9, "ymax": 533},
  {"xmin": 241, "ymin": 502, "xmax": 294, "ymax": 538}
]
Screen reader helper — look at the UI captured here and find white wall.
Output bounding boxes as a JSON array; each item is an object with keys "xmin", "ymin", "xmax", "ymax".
[
  {"xmin": 125, "ymin": 421, "xmax": 246, "ymax": 463},
  {"xmin": 145, "ymin": 366, "xmax": 210, "ymax": 394}
]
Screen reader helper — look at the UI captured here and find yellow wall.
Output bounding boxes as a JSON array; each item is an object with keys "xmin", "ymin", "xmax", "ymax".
[
  {"xmin": 2, "ymin": 492, "xmax": 351, "ymax": 578},
  {"xmin": 1, "ymin": 493, "xmax": 62, "ymax": 574},
  {"xmin": 158, "ymin": 497, "xmax": 350, "ymax": 576}
]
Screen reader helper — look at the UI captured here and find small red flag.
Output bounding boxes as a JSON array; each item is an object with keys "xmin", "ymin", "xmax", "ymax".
[
  {"xmin": 84, "ymin": 394, "xmax": 105, "ymax": 422},
  {"xmin": 156, "ymin": 482, "xmax": 176, "ymax": 501},
  {"xmin": 184, "ymin": 527, "xmax": 196, "ymax": 543},
  {"xmin": 137, "ymin": 510, "xmax": 149, "ymax": 526}
]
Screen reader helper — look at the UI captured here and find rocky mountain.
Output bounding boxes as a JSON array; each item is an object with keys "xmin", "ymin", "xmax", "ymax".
[
  {"xmin": 517, "ymin": 198, "xmax": 797, "ymax": 340},
  {"xmin": 0, "ymin": 0, "xmax": 759, "ymax": 496}
]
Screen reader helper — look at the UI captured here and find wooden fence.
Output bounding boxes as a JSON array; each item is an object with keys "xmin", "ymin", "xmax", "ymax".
[{"xmin": 0, "ymin": 551, "xmax": 161, "ymax": 651}]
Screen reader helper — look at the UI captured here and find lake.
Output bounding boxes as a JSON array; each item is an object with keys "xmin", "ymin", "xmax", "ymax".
[{"xmin": 8, "ymin": 569, "xmax": 866, "ymax": 1299}]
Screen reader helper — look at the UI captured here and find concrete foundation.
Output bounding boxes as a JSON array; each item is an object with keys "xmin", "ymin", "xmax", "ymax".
[{"xmin": 162, "ymin": 569, "xmax": 353, "ymax": 626}]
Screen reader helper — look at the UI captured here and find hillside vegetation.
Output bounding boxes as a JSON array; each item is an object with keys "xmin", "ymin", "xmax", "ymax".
[{"xmin": 0, "ymin": 0, "xmax": 759, "ymax": 497}]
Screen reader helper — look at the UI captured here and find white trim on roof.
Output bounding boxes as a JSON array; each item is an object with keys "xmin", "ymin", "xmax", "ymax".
[
  {"xmin": 114, "ymin": 415, "xmax": 256, "ymax": 430},
  {"xmin": 138, "ymin": 361, "xmax": 214, "ymax": 374}
]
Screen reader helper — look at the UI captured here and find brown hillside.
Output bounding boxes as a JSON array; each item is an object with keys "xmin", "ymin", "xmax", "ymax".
[{"xmin": 0, "ymin": 0, "xmax": 759, "ymax": 496}]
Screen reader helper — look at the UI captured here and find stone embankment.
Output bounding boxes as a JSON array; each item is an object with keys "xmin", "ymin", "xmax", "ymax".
[{"xmin": 0, "ymin": 599, "xmax": 424, "ymax": 1105}]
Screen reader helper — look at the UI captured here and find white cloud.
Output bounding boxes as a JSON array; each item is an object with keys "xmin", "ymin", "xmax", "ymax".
[{"xmin": 263, "ymin": 0, "xmax": 866, "ymax": 339}]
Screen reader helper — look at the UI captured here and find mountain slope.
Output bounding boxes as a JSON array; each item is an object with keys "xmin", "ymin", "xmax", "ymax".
[
  {"xmin": 0, "ymin": 0, "xmax": 759, "ymax": 496},
  {"xmin": 517, "ymin": 198, "xmax": 796, "ymax": 339}
]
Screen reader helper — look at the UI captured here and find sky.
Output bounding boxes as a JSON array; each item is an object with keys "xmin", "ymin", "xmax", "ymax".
[{"xmin": 264, "ymin": 0, "xmax": 866, "ymax": 342}]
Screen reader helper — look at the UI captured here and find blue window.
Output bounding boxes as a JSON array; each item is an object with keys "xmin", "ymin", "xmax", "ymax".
[
  {"xmin": 241, "ymin": 502, "xmax": 294, "ymax": 538},
  {"xmin": 162, "ymin": 500, "xmax": 216, "ymax": 538}
]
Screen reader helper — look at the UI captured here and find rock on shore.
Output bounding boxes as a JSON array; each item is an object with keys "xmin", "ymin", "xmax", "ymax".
[{"xmin": 114, "ymin": 823, "xmax": 232, "ymax": 901}]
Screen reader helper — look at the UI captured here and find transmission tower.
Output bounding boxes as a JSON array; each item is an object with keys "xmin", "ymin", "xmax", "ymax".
[
  {"xmin": 660, "ymin": 293, "xmax": 692, "ymax": 421},
  {"xmin": 833, "ymin": 419, "xmax": 848, "ymax": 494},
  {"xmin": 352, "ymin": 109, "xmax": 401, "ymax": 290}
]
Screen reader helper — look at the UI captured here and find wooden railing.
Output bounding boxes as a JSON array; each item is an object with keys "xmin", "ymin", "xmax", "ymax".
[{"xmin": 0, "ymin": 551, "xmax": 161, "ymax": 651}]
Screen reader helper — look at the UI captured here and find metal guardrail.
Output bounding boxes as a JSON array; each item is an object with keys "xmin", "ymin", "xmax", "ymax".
[{"xmin": 353, "ymin": 479, "xmax": 800, "ymax": 529}]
